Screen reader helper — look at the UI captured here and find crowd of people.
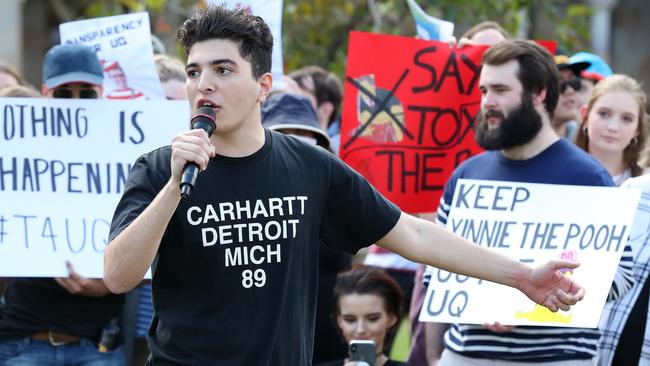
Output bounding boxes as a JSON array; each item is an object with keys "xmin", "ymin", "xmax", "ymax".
[{"xmin": 0, "ymin": 5, "xmax": 649, "ymax": 366}]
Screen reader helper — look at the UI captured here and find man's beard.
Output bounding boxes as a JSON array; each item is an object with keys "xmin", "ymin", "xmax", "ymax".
[{"xmin": 474, "ymin": 93, "xmax": 543, "ymax": 150}]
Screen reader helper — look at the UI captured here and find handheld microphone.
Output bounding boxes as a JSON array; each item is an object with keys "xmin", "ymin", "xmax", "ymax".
[{"xmin": 180, "ymin": 106, "xmax": 217, "ymax": 198}]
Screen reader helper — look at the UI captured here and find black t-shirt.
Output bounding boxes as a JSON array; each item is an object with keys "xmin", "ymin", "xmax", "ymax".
[
  {"xmin": 109, "ymin": 129, "xmax": 401, "ymax": 366},
  {"xmin": 0, "ymin": 278, "xmax": 123, "ymax": 343},
  {"xmin": 318, "ymin": 240, "xmax": 352, "ymax": 274}
]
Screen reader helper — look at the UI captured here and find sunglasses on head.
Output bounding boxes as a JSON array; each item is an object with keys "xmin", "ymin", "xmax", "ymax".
[
  {"xmin": 560, "ymin": 78, "xmax": 582, "ymax": 93},
  {"xmin": 52, "ymin": 88, "xmax": 98, "ymax": 99}
]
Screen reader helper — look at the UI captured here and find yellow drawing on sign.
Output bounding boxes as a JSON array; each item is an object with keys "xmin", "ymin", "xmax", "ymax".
[
  {"xmin": 515, "ymin": 271, "xmax": 573, "ymax": 324},
  {"xmin": 515, "ymin": 304, "xmax": 573, "ymax": 324}
]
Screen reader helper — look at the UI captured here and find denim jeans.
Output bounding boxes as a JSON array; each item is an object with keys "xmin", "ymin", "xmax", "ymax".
[{"xmin": 0, "ymin": 338, "xmax": 125, "ymax": 366}]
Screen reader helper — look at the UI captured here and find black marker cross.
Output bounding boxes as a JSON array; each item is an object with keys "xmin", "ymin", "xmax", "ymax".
[{"xmin": 343, "ymin": 69, "xmax": 413, "ymax": 149}]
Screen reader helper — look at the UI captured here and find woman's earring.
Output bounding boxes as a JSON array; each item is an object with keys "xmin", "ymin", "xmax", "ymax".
[
  {"xmin": 630, "ymin": 137, "xmax": 639, "ymax": 146},
  {"xmin": 582, "ymin": 125, "xmax": 588, "ymax": 134}
]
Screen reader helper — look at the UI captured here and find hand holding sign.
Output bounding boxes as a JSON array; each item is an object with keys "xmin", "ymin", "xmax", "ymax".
[
  {"xmin": 519, "ymin": 259, "xmax": 585, "ymax": 312},
  {"xmin": 482, "ymin": 321, "xmax": 514, "ymax": 333},
  {"xmin": 54, "ymin": 261, "xmax": 111, "ymax": 297}
]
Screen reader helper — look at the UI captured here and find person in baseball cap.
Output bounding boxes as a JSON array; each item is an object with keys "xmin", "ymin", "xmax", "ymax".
[
  {"xmin": 554, "ymin": 54, "xmax": 590, "ymax": 82},
  {"xmin": 552, "ymin": 54, "xmax": 586, "ymax": 139},
  {"xmin": 567, "ymin": 52, "xmax": 614, "ymax": 108},
  {"xmin": 570, "ymin": 51, "xmax": 613, "ymax": 82},
  {"xmin": 41, "ymin": 43, "xmax": 104, "ymax": 99},
  {"xmin": 0, "ymin": 42, "xmax": 127, "ymax": 366}
]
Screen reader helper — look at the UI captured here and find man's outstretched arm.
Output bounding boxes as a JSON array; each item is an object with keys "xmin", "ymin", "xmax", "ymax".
[{"xmin": 377, "ymin": 212, "xmax": 584, "ymax": 312}]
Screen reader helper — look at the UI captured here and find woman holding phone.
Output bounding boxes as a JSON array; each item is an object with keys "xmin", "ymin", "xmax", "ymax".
[{"xmin": 317, "ymin": 265, "xmax": 411, "ymax": 366}]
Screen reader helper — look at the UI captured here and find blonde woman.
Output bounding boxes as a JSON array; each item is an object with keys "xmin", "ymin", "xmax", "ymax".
[
  {"xmin": 575, "ymin": 74, "xmax": 648, "ymax": 185},
  {"xmin": 588, "ymin": 75, "xmax": 650, "ymax": 365}
]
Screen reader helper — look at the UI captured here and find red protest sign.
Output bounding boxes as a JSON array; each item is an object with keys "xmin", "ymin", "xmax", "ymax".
[
  {"xmin": 340, "ymin": 31, "xmax": 486, "ymax": 213},
  {"xmin": 536, "ymin": 40, "xmax": 557, "ymax": 55}
]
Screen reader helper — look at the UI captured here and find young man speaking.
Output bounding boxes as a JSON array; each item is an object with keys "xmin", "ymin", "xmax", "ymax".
[{"xmin": 104, "ymin": 6, "xmax": 585, "ymax": 365}]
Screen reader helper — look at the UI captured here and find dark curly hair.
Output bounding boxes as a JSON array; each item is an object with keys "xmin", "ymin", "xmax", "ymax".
[{"xmin": 177, "ymin": 5, "xmax": 273, "ymax": 79}]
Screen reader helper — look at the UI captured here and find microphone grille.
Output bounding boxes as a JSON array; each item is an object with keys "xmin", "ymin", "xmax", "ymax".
[
  {"xmin": 191, "ymin": 106, "xmax": 217, "ymax": 135},
  {"xmin": 192, "ymin": 106, "xmax": 216, "ymax": 122}
]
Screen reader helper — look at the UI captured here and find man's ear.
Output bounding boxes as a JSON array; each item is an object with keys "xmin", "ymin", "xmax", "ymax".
[
  {"xmin": 532, "ymin": 87, "xmax": 547, "ymax": 107},
  {"xmin": 256, "ymin": 72, "xmax": 273, "ymax": 103},
  {"xmin": 317, "ymin": 101, "xmax": 334, "ymax": 128},
  {"xmin": 579, "ymin": 104, "xmax": 588, "ymax": 123},
  {"xmin": 41, "ymin": 84, "xmax": 48, "ymax": 96}
]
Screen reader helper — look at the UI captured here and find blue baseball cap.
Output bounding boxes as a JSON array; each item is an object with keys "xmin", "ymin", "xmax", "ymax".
[
  {"xmin": 43, "ymin": 44, "xmax": 103, "ymax": 88},
  {"xmin": 569, "ymin": 52, "xmax": 613, "ymax": 81}
]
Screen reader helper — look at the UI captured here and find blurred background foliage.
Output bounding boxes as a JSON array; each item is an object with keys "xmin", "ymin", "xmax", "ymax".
[{"xmin": 48, "ymin": 0, "xmax": 593, "ymax": 79}]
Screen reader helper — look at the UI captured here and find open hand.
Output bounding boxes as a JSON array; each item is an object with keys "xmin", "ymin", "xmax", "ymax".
[{"xmin": 520, "ymin": 259, "xmax": 585, "ymax": 312}]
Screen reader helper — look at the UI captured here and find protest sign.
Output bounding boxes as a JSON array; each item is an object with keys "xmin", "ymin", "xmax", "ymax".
[
  {"xmin": 0, "ymin": 98, "xmax": 189, "ymax": 277},
  {"xmin": 340, "ymin": 31, "xmax": 485, "ymax": 213},
  {"xmin": 419, "ymin": 179, "xmax": 641, "ymax": 328},
  {"xmin": 59, "ymin": 12, "xmax": 165, "ymax": 100},
  {"xmin": 406, "ymin": 0, "xmax": 454, "ymax": 41},
  {"xmin": 210, "ymin": 0, "xmax": 285, "ymax": 89},
  {"xmin": 600, "ymin": 189, "xmax": 650, "ymax": 328}
]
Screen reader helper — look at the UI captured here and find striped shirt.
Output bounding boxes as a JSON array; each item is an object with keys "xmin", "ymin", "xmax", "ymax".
[
  {"xmin": 423, "ymin": 140, "xmax": 635, "ymax": 362},
  {"xmin": 136, "ymin": 284, "xmax": 154, "ymax": 338},
  {"xmin": 105, "ymin": 88, "xmax": 146, "ymax": 100}
]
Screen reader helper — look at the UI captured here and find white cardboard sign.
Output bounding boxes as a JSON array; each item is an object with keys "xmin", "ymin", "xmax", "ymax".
[
  {"xmin": 0, "ymin": 98, "xmax": 189, "ymax": 277},
  {"xmin": 419, "ymin": 179, "xmax": 641, "ymax": 328}
]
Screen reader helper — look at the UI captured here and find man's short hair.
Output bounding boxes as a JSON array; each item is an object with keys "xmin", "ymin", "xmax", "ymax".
[
  {"xmin": 154, "ymin": 54, "xmax": 186, "ymax": 83},
  {"xmin": 482, "ymin": 40, "xmax": 560, "ymax": 117},
  {"xmin": 0, "ymin": 60, "xmax": 27, "ymax": 86},
  {"xmin": 177, "ymin": 5, "xmax": 273, "ymax": 79},
  {"xmin": 461, "ymin": 21, "xmax": 510, "ymax": 41},
  {"xmin": 0, "ymin": 84, "xmax": 40, "ymax": 98},
  {"xmin": 289, "ymin": 66, "xmax": 343, "ymax": 125}
]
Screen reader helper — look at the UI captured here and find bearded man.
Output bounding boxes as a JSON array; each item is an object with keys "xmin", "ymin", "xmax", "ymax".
[{"xmin": 424, "ymin": 40, "xmax": 634, "ymax": 366}]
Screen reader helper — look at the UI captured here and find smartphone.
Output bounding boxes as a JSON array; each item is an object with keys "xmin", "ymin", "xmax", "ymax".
[{"xmin": 349, "ymin": 340, "xmax": 375, "ymax": 366}]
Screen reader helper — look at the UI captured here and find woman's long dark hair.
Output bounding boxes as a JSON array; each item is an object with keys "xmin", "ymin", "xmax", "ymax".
[{"xmin": 331, "ymin": 265, "xmax": 405, "ymax": 352}]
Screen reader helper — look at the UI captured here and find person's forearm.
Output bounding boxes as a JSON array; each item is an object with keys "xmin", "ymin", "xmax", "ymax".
[
  {"xmin": 424, "ymin": 322, "xmax": 448, "ymax": 362},
  {"xmin": 378, "ymin": 214, "xmax": 529, "ymax": 291},
  {"xmin": 104, "ymin": 179, "xmax": 181, "ymax": 293}
]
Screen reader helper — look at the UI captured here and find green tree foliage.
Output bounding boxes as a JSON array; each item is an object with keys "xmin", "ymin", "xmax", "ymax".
[
  {"xmin": 283, "ymin": 0, "xmax": 592, "ymax": 78},
  {"xmin": 57, "ymin": 0, "xmax": 592, "ymax": 78},
  {"xmin": 49, "ymin": 0, "xmax": 196, "ymax": 60}
]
